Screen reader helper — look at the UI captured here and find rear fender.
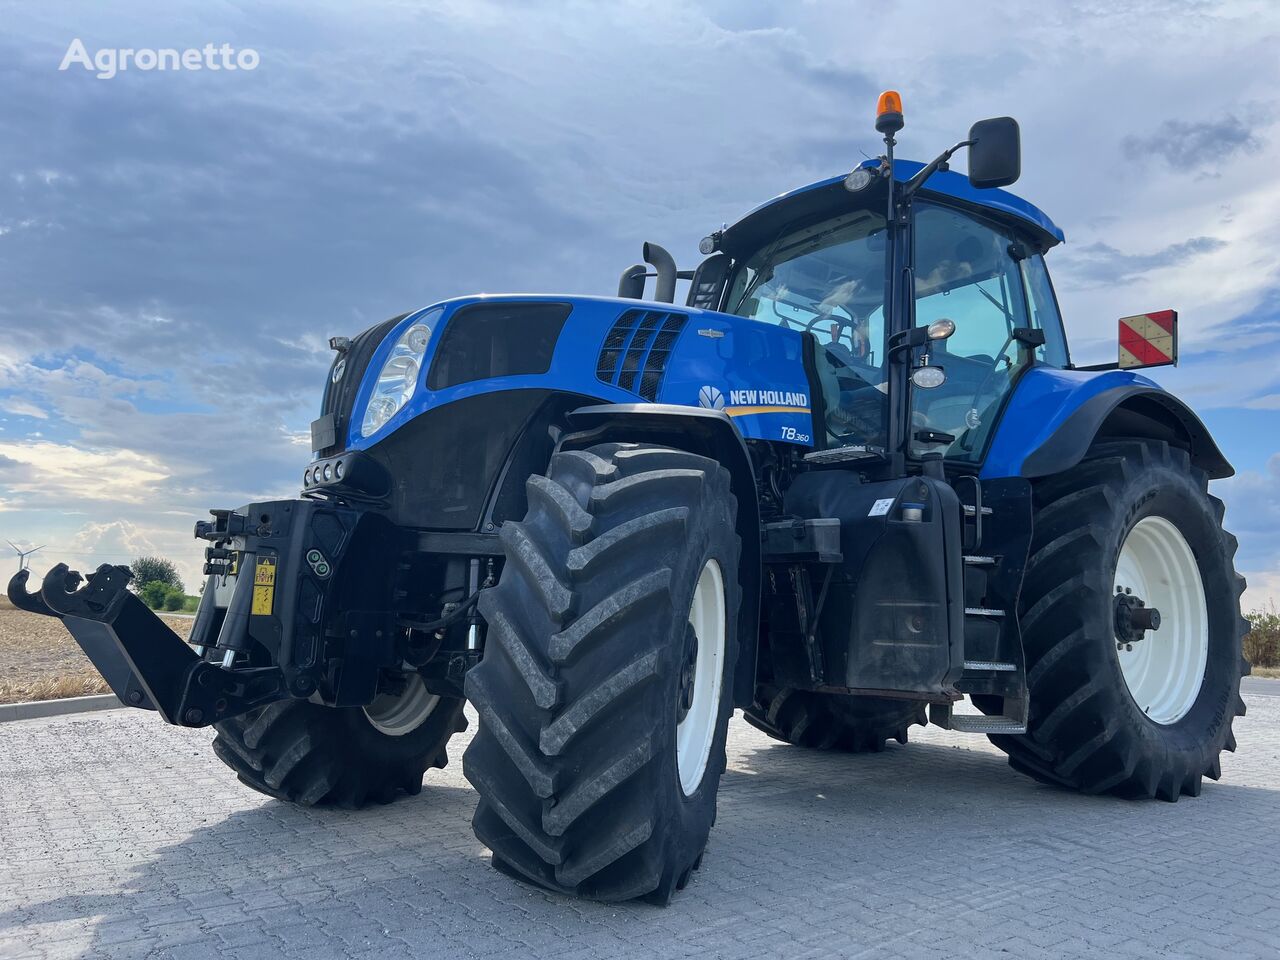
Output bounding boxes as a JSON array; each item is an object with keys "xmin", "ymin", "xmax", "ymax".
[
  {"xmin": 561, "ymin": 403, "xmax": 762, "ymax": 708},
  {"xmin": 981, "ymin": 369, "xmax": 1233, "ymax": 481}
]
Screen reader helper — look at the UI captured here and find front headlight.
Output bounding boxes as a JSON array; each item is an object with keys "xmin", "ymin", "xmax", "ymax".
[{"xmin": 360, "ymin": 310, "xmax": 440, "ymax": 437}]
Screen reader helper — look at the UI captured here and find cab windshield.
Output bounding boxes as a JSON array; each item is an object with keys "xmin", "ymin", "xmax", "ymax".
[{"xmin": 724, "ymin": 208, "xmax": 889, "ymax": 448}]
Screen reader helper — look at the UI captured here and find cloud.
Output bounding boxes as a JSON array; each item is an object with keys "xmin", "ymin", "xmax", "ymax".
[
  {"xmin": 1217, "ymin": 453, "xmax": 1280, "ymax": 583},
  {"xmin": 0, "ymin": 439, "xmax": 169, "ymax": 507},
  {"xmin": 1123, "ymin": 115, "xmax": 1263, "ymax": 171},
  {"xmin": 1056, "ymin": 236, "xmax": 1228, "ymax": 287},
  {"xmin": 0, "ymin": 398, "xmax": 49, "ymax": 419},
  {"xmin": 67, "ymin": 519, "xmax": 160, "ymax": 569}
]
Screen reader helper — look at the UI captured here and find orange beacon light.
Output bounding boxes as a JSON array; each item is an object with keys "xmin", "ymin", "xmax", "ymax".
[{"xmin": 876, "ymin": 90, "xmax": 904, "ymax": 134}]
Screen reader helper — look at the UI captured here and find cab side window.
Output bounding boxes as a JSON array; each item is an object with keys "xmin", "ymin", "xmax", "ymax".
[{"xmin": 1020, "ymin": 254, "xmax": 1070, "ymax": 367}]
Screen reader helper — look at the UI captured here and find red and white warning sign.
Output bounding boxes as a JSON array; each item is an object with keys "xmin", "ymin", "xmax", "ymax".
[{"xmin": 1118, "ymin": 310, "xmax": 1178, "ymax": 369}]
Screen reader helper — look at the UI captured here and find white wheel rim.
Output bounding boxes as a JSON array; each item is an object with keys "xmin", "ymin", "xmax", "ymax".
[
  {"xmin": 677, "ymin": 559, "xmax": 726, "ymax": 796},
  {"xmin": 363, "ymin": 674, "xmax": 440, "ymax": 736},
  {"xmin": 1114, "ymin": 516, "xmax": 1208, "ymax": 725}
]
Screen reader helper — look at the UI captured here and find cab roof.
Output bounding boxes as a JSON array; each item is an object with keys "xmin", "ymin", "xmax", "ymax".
[{"xmin": 720, "ymin": 158, "xmax": 1065, "ymax": 259}]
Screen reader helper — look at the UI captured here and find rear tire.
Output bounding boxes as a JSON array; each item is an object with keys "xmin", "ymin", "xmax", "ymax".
[
  {"xmin": 211, "ymin": 679, "xmax": 467, "ymax": 808},
  {"xmin": 990, "ymin": 439, "xmax": 1249, "ymax": 800},
  {"xmin": 744, "ymin": 686, "xmax": 926, "ymax": 752},
  {"xmin": 463, "ymin": 443, "xmax": 741, "ymax": 903}
]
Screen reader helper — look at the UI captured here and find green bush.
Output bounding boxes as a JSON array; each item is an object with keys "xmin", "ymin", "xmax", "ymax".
[
  {"xmin": 139, "ymin": 580, "xmax": 170, "ymax": 609},
  {"xmin": 1245, "ymin": 604, "xmax": 1280, "ymax": 669},
  {"xmin": 136, "ymin": 580, "xmax": 198, "ymax": 613}
]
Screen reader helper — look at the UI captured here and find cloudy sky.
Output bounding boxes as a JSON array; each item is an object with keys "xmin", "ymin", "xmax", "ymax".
[{"xmin": 1, "ymin": 0, "xmax": 1279, "ymax": 606}]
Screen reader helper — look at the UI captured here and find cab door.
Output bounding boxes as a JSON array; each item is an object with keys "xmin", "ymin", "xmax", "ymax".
[{"xmin": 908, "ymin": 202, "xmax": 1067, "ymax": 466}]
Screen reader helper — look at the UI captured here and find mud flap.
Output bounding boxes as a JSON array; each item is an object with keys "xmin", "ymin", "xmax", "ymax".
[{"xmin": 8, "ymin": 564, "xmax": 286, "ymax": 727}]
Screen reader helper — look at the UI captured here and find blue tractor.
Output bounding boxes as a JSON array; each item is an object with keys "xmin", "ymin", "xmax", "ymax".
[{"xmin": 13, "ymin": 93, "xmax": 1249, "ymax": 904}]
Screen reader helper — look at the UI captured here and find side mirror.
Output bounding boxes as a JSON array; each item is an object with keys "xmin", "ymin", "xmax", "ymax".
[
  {"xmin": 1119, "ymin": 310, "xmax": 1178, "ymax": 369},
  {"xmin": 967, "ymin": 117, "xmax": 1021, "ymax": 189}
]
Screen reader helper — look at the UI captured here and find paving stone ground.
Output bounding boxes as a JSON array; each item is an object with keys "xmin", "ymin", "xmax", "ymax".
[{"xmin": 2, "ymin": 687, "xmax": 1279, "ymax": 960}]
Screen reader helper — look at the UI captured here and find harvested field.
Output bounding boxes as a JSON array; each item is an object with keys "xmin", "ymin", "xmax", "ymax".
[{"xmin": 0, "ymin": 596, "xmax": 192, "ymax": 704}]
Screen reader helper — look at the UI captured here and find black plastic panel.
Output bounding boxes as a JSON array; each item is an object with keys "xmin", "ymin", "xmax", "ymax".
[
  {"xmin": 777, "ymin": 472, "xmax": 965, "ymax": 695},
  {"xmin": 317, "ymin": 313, "xmax": 405, "ymax": 457},
  {"xmin": 365, "ymin": 390, "xmax": 552, "ymax": 530},
  {"xmin": 427, "ymin": 302, "xmax": 571, "ymax": 391}
]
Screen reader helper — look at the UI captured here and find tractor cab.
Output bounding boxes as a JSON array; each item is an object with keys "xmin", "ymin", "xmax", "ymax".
[{"xmin": 708, "ymin": 105, "xmax": 1072, "ymax": 476}]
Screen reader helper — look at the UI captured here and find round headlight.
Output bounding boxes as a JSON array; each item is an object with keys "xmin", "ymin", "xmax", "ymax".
[
  {"xmin": 360, "ymin": 308, "xmax": 442, "ymax": 438},
  {"xmin": 304, "ymin": 468, "xmax": 314, "ymax": 485},
  {"xmin": 405, "ymin": 324, "xmax": 431, "ymax": 352},
  {"xmin": 364, "ymin": 396, "xmax": 398, "ymax": 434},
  {"xmin": 334, "ymin": 460, "xmax": 344, "ymax": 480},
  {"xmin": 322, "ymin": 463, "xmax": 332, "ymax": 482},
  {"xmin": 331, "ymin": 357, "xmax": 346, "ymax": 384},
  {"xmin": 844, "ymin": 167, "xmax": 876, "ymax": 192},
  {"xmin": 911, "ymin": 366, "xmax": 948, "ymax": 389}
]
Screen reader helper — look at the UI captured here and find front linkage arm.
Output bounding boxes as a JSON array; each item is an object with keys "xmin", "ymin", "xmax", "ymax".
[{"xmin": 8, "ymin": 563, "xmax": 287, "ymax": 727}]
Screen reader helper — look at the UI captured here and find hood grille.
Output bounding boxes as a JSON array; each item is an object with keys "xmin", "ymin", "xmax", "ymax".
[
  {"xmin": 596, "ymin": 309, "xmax": 688, "ymax": 402},
  {"xmin": 314, "ymin": 312, "xmax": 405, "ymax": 456}
]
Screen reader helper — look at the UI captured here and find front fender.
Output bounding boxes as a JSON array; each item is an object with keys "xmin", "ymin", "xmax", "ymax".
[
  {"xmin": 981, "ymin": 367, "xmax": 1232, "ymax": 481},
  {"xmin": 562, "ymin": 403, "xmax": 762, "ymax": 709}
]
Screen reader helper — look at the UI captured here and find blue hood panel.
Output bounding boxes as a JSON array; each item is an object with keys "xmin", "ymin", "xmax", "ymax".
[{"xmin": 345, "ymin": 295, "xmax": 815, "ymax": 451}]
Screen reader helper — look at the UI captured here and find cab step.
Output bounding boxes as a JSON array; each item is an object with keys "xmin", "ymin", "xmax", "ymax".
[
  {"xmin": 963, "ymin": 555, "xmax": 998, "ymax": 566},
  {"xmin": 963, "ymin": 660, "xmax": 1017, "ymax": 672},
  {"xmin": 948, "ymin": 714, "xmax": 1027, "ymax": 735},
  {"xmin": 929, "ymin": 701, "xmax": 1027, "ymax": 735},
  {"xmin": 964, "ymin": 606, "xmax": 1006, "ymax": 618}
]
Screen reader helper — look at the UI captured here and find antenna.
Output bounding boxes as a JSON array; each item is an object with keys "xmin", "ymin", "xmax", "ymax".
[{"xmin": 6, "ymin": 540, "xmax": 44, "ymax": 573}]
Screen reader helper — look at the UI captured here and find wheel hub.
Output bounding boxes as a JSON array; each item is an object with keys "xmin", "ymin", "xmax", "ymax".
[
  {"xmin": 677, "ymin": 622, "xmax": 698, "ymax": 724},
  {"xmin": 1113, "ymin": 586, "xmax": 1162, "ymax": 649},
  {"xmin": 363, "ymin": 673, "xmax": 440, "ymax": 737}
]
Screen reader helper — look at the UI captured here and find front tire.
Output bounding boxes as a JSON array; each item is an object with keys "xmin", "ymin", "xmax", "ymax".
[
  {"xmin": 463, "ymin": 443, "xmax": 741, "ymax": 903},
  {"xmin": 991, "ymin": 440, "xmax": 1249, "ymax": 800},
  {"xmin": 211, "ymin": 677, "xmax": 467, "ymax": 808}
]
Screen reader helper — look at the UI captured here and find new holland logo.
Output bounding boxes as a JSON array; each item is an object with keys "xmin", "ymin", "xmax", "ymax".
[
  {"xmin": 697, "ymin": 385, "xmax": 809, "ymax": 417},
  {"xmin": 727, "ymin": 389, "xmax": 808, "ymax": 408},
  {"xmin": 698, "ymin": 385, "xmax": 726, "ymax": 410}
]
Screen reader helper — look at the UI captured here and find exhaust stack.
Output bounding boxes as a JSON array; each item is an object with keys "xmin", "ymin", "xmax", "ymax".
[{"xmin": 643, "ymin": 241, "xmax": 677, "ymax": 303}]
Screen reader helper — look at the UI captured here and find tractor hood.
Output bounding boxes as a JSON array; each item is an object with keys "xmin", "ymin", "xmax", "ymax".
[
  {"xmin": 307, "ymin": 295, "xmax": 812, "ymax": 531},
  {"xmin": 327, "ymin": 294, "xmax": 814, "ymax": 456}
]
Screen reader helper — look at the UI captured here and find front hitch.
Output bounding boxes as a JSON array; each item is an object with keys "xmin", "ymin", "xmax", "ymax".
[
  {"xmin": 9, "ymin": 497, "xmax": 403, "ymax": 726},
  {"xmin": 7, "ymin": 562, "xmax": 286, "ymax": 726}
]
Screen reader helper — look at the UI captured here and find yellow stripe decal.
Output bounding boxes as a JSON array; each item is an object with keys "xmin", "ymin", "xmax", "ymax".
[{"xmin": 723, "ymin": 405, "xmax": 811, "ymax": 417}]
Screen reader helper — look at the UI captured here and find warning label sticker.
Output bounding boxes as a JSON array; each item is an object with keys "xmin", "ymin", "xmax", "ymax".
[
  {"xmin": 868, "ymin": 498, "xmax": 895, "ymax": 517},
  {"xmin": 252, "ymin": 556, "xmax": 276, "ymax": 615}
]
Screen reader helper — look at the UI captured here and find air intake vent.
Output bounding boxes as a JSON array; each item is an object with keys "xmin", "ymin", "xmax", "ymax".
[{"xmin": 596, "ymin": 309, "xmax": 688, "ymax": 401}]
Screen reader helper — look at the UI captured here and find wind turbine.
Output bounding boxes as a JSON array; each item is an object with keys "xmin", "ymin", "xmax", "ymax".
[{"xmin": 6, "ymin": 540, "xmax": 44, "ymax": 573}]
